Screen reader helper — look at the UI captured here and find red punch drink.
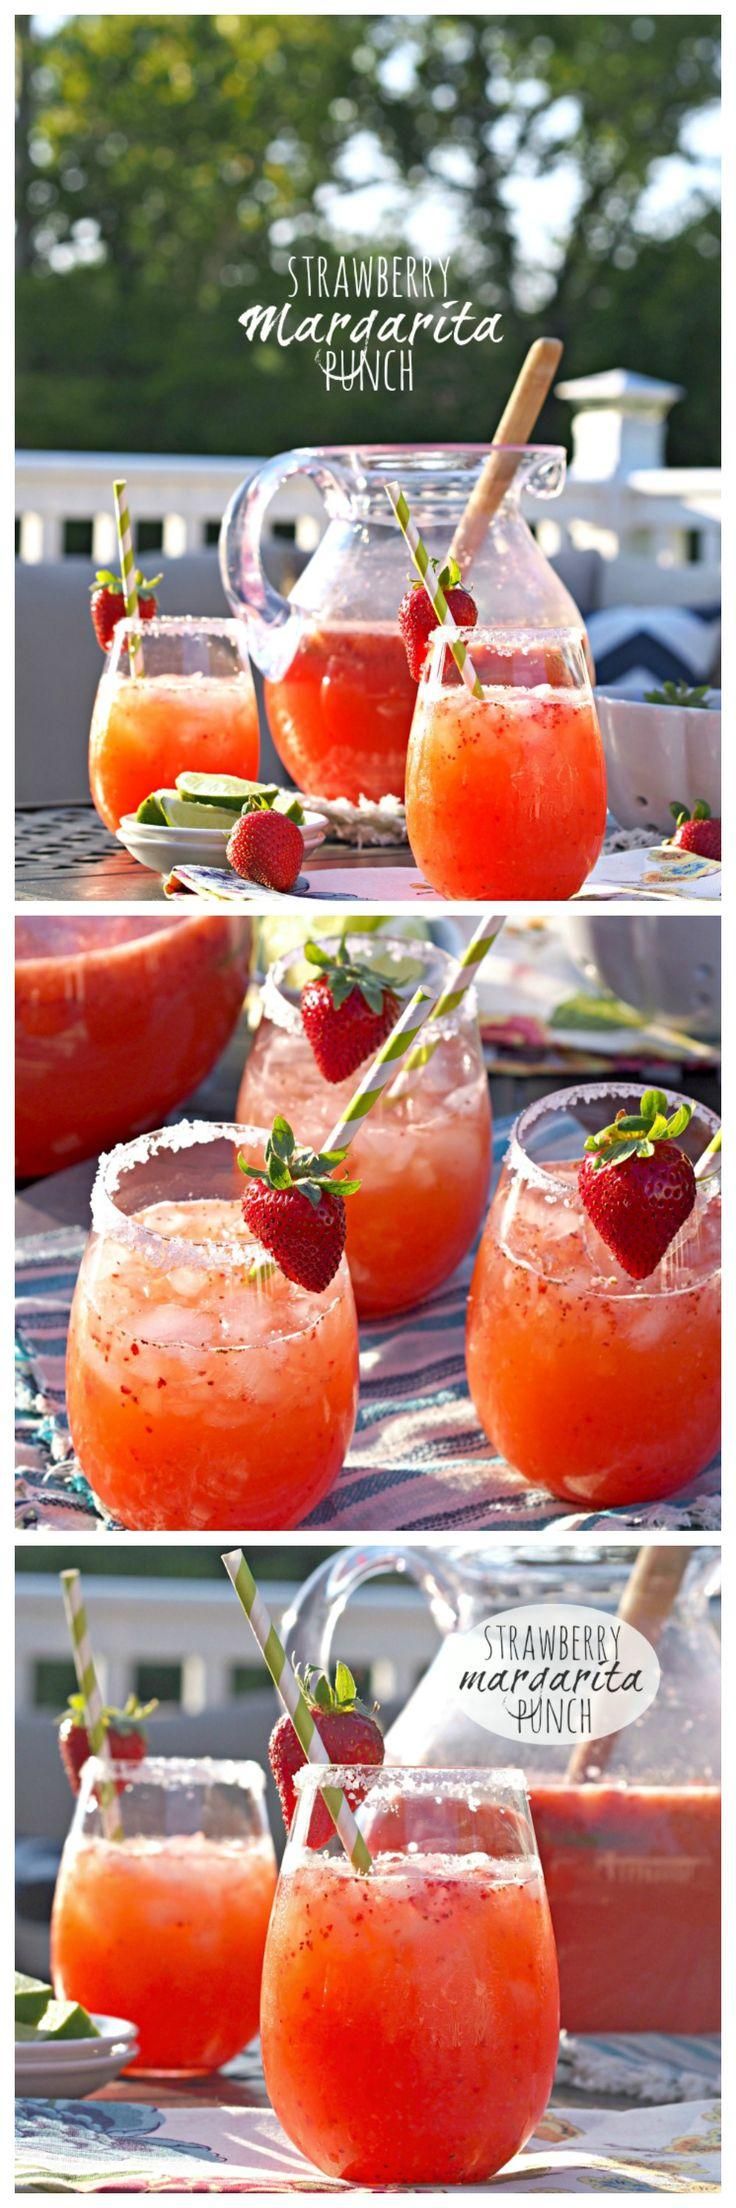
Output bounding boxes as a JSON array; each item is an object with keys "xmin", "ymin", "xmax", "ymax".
[
  {"xmin": 52, "ymin": 1759, "xmax": 277, "ymax": 2074},
  {"xmin": 261, "ymin": 1767, "xmax": 559, "ymax": 2184}
]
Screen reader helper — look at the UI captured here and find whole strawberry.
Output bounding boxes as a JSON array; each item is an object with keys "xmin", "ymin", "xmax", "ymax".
[
  {"xmin": 239, "ymin": 1115, "xmax": 360, "ymax": 1290},
  {"xmin": 227, "ymin": 809, "xmax": 304, "ymax": 893},
  {"xmin": 89, "ymin": 569, "xmax": 161, "ymax": 653},
  {"xmin": 398, "ymin": 556, "xmax": 477, "ymax": 682},
  {"xmin": 669, "ymin": 801, "xmax": 721, "ymax": 863},
  {"xmin": 268, "ymin": 1662, "xmax": 384, "ymax": 1844},
  {"xmin": 578, "ymin": 1089, "xmax": 697, "ymax": 1281},
  {"xmin": 57, "ymin": 1693, "xmax": 157, "ymax": 1797},
  {"xmin": 300, "ymin": 940, "xmax": 401, "ymax": 1084}
]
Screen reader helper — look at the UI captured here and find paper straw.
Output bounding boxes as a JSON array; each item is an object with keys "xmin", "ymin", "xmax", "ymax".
[
  {"xmin": 247, "ymin": 982, "xmax": 434, "ymax": 1286},
  {"xmin": 112, "ymin": 478, "xmax": 144, "ymax": 677},
  {"xmin": 385, "ymin": 481, "xmax": 484, "ymax": 698},
  {"xmin": 60, "ymin": 1570, "xmax": 122, "ymax": 1841},
  {"xmin": 695, "ymin": 1126, "xmax": 722, "ymax": 1181},
  {"xmin": 222, "ymin": 1550, "xmax": 372, "ymax": 1874},
  {"xmin": 387, "ymin": 915, "xmax": 505, "ymax": 1099},
  {"xmin": 323, "ymin": 983, "xmax": 433, "ymax": 1156}
]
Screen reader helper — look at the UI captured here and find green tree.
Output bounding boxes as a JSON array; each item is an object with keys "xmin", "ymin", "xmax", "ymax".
[{"xmin": 16, "ymin": 13, "xmax": 720, "ymax": 459}]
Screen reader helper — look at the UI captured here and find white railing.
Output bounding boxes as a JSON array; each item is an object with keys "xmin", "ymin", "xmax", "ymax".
[
  {"xmin": 15, "ymin": 1575, "xmax": 439, "ymax": 1715},
  {"xmin": 16, "ymin": 447, "xmax": 721, "ymax": 574},
  {"xmin": 15, "ymin": 451, "xmax": 325, "ymax": 565}
]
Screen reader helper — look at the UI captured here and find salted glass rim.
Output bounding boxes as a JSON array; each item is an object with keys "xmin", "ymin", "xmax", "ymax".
[
  {"xmin": 293, "ymin": 1762, "xmax": 528, "ymax": 1792},
  {"xmin": 109, "ymin": 615, "xmax": 248, "ymax": 638},
  {"xmin": 428, "ymin": 621, "xmax": 587, "ymax": 649},
  {"xmin": 82, "ymin": 1753, "xmax": 267, "ymax": 1791},
  {"xmin": 508, "ymin": 1079, "xmax": 721, "ymax": 1201},
  {"xmin": 89, "ymin": 1117, "xmax": 280, "ymax": 1271},
  {"xmin": 262, "ymin": 930, "xmax": 477, "ymax": 1041}
]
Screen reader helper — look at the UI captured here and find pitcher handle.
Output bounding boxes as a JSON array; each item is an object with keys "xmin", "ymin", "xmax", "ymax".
[
  {"xmin": 280, "ymin": 1545, "xmax": 464, "ymax": 1678},
  {"xmin": 219, "ymin": 448, "xmax": 338, "ymax": 683}
]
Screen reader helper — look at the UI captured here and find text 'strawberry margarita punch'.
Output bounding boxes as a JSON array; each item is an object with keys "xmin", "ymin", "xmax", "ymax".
[
  {"xmin": 89, "ymin": 619, "xmax": 259, "ymax": 830},
  {"xmin": 52, "ymin": 1758, "xmax": 277, "ymax": 2073},
  {"xmin": 237, "ymin": 934, "xmax": 491, "ymax": 1317},
  {"xmin": 406, "ymin": 627, "xmax": 607, "ymax": 899},
  {"xmin": 65, "ymin": 1121, "xmax": 359, "ymax": 1530},
  {"xmin": 466, "ymin": 1083, "xmax": 721, "ymax": 1507},
  {"xmin": 261, "ymin": 1766, "xmax": 559, "ymax": 2185}
]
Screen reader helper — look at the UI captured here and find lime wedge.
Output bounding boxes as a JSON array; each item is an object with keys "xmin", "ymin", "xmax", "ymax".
[
  {"xmin": 176, "ymin": 772, "xmax": 262, "ymax": 811},
  {"xmin": 135, "ymin": 793, "xmax": 170, "ymax": 826},
  {"xmin": 160, "ymin": 793, "xmax": 242, "ymax": 833},
  {"xmin": 15, "ymin": 1973, "xmax": 53, "ymax": 2027},
  {"xmin": 16, "ymin": 2000, "xmax": 100, "ymax": 2044}
]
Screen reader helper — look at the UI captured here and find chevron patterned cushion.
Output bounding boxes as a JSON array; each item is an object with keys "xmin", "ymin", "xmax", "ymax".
[{"xmin": 587, "ymin": 604, "xmax": 721, "ymax": 695}]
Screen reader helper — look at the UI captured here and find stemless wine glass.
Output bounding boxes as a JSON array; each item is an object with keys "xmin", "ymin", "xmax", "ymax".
[
  {"xmin": 88, "ymin": 617, "xmax": 260, "ymax": 830},
  {"xmin": 406, "ymin": 625, "xmax": 607, "ymax": 899},
  {"xmin": 65, "ymin": 1120, "xmax": 359, "ymax": 1530},
  {"xmin": 237, "ymin": 932, "xmax": 492, "ymax": 1316},
  {"xmin": 466, "ymin": 1081, "xmax": 721, "ymax": 1506},
  {"xmin": 261, "ymin": 1765, "xmax": 559, "ymax": 2185},
  {"xmin": 52, "ymin": 1757, "xmax": 277, "ymax": 2074}
]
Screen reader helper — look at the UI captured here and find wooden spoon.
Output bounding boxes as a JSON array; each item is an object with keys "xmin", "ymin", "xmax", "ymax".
[
  {"xmin": 449, "ymin": 337, "xmax": 564, "ymax": 574},
  {"xmin": 566, "ymin": 1546, "xmax": 689, "ymax": 1784}
]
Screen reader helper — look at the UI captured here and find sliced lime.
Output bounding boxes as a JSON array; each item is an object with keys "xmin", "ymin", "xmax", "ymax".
[
  {"xmin": 16, "ymin": 1999, "xmax": 100, "ymax": 2043},
  {"xmin": 15, "ymin": 1973, "xmax": 53, "ymax": 2027},
  {"xmin": 135, "ymin": 793, "xmax": 170, "ymax": 826},
  {"xmin": 160, "ymin": 793, "xmax": 242, "ymax": 832},
  {"xmin": 176, "ymin": 772, "xmax": 262, "ymax": 811}
]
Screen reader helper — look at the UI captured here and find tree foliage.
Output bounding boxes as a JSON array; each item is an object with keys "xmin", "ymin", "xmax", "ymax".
[{"xmin": 16, "ymin": 13, "xmax": 720, "ymax": 458}]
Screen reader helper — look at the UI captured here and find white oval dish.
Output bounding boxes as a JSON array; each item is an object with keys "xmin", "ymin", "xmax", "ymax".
[
  {"xmin": 118, "ymin": 808, "xmax": 328, "ymax": 875},
  {"xmin": 16, "ymin": 2014, "xmax": 138, "ymax": 2099}
]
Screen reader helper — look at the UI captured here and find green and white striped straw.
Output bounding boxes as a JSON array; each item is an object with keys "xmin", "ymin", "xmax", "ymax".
[
  {"xmin": 323, "ymin": 983, "xmax": 433, "ymax": 1157},
  {"xmin": 60, "ymin": 1570, "xmax": 122, "ymax": 1841},
  {"xmin": 385, "ymin": 480, "xmax": 484, "ymax": 698},
  {"xmin": 387, "ymin": 915, "xmax": 505, "ymax": 1099},
  {"xmin": 695, "ymin": 1126, "xmax": 722, "ymax": 1181},
  {"xmin": 247, "ymin": 981, "xmax": 434, "ymax": 1284},
  {"xmin": 113, "ymin": 478, "xmax": 144, "ymax": 677},
  {"xmin": 222, "ymin": 1550, "xmax": 372, "ymax": 1874}
]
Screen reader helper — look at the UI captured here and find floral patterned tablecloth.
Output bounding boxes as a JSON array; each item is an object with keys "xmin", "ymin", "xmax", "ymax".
[{"xmin": 15, "ymin": 2093, "xmax": 720, "ymax": 2193}]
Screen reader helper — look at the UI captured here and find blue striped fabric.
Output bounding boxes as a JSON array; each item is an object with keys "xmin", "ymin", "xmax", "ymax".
[{"xmin": 15, "ymin": 1118, "xmax": 720, "ymax": 1535}]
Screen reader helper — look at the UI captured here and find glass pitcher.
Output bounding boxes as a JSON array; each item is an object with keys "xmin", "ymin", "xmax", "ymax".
[
  {"xmin": 219, "ymin": 443, "xmax": 584, "ymax": 802},
  {"xmin": 283, "ymin": 1543, "xmax": 721, "ymax": 2036}
]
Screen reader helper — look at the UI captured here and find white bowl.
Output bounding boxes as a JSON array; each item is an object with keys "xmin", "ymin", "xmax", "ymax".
[
  {"xmin": 15, "ymin": 2014, "xmax": 138, "ymax": 2099},
  {"xmin": 118, "ymin": 808, "xmax": 328, "ymax": 875},
  {"xmin": 560, "ymin": 914, "xmax": 721, "ymax": 1039},
  {"xmin": 595, "ymin": 690, "xmax": 720, "ymax": 833}
]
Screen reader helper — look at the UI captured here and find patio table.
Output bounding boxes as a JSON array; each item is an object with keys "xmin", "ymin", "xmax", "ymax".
[
  {"xmin": 15, "ymin": 2036, "xmax": 720, "ymax": 2191},
  {"xmin": 15, "ymin": 806, "xmax": 415, "ymax": 903}
]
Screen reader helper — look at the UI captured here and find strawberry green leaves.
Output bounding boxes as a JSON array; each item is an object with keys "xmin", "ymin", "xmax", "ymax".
[
  {"xmin": 239, "ymin": 1116, "xmax": 361, "ymax": 1211},
  {"xmin": 582, "ymin": 1089, "xmax": 693, "ymax": 1174},
  {"xmin": 304, "ymin": 938, "xmax": 393, "ymax": 1016}
]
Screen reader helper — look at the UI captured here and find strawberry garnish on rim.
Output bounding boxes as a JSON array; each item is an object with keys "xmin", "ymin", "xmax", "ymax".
[
  {"xmin": 398, "ymin": 556, "xmax": 477, "ymax": 681},
  {"xmin": 578, "ymin": 1088, "xmax": 697, "ymax": 1281},
  {"xmin": 300, "ymin": 939, "xmax": 401, "ymax": 1084},
  {"xmin": 89, "ymin": 568, "xmax": 161, "ymax": 652},
  {"xmin": 57, "ymin": 1693, "xmax": 157, "ymax": 1797},
  {"xmin": 668, "ymin": 801, "xmax": 721, "ymax": 863},
  {"xmin": 238, "ymin": 1115, "xmax": 360, "ymax": 1291},
  {"xmin": 268, "ymin": 1660, "xmax": 384, "ymax": 1843}
]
